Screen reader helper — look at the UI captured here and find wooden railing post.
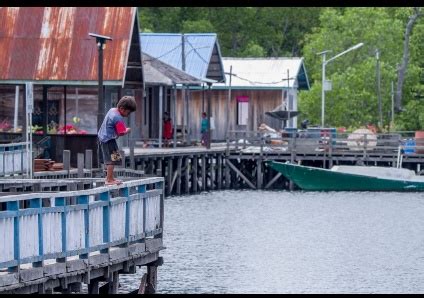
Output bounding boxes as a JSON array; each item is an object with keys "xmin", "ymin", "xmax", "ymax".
[
  {"xmin": 100, "ymin": 191, "xmax": 110, "ymax": 254},
  {"xmin": 77, "ymin": 195, "xmax": 89, "ymax": 259},
  {"xmin": 6, "ymin": 200, "xmax": 19, "ymax": 273},
  {"xmin": 55, "ymin": 197, "xmax": 66, "ymax": 263},
  {"xmin": 122, "ymin": 187, "xmax": 130, "ymax": 244},
  {"xmin": 63, "ymin": 150, "xmax": 71, "ymax": 177},
  {"xmin": 155, "ymin": 181, "xmax": 164, "ymax": 239},
  {"xmin": 77, "ymin": 153, "xmax": 84, "ymax": 178},
  {"xmin": 29, "ymin": 198, "xmax": 43, "ymax": 268},
  {"xmin": 138, "ymin": 184, "xmax": 147, "ymax": 239},
  {"xmin": 85, "ymin": 149, "xmax": 92, "ymax": 171}
]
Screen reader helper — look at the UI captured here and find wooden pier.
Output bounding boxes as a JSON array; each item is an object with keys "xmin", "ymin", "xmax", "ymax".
[
  {"xmin": 122, "ymin": 130, "xmax": 424, "ymax": 193},
  {"xmin": 0, "ymin": 177, "xmax": 164, "ymax": 294}
]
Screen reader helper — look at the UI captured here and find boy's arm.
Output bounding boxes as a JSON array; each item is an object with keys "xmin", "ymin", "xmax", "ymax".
[{"xmin": 115, "ymin": 121, "xmax": 130, "ymax": 136}]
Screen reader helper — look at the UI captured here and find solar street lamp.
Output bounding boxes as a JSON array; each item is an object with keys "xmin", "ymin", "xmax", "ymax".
[
  {"xmin": 317, "ymin": 42, "xmax": 364, "ymax": 127},
  {"xmin": 89, "ymin": 33, "xmax": 113, "ymax": 131}
]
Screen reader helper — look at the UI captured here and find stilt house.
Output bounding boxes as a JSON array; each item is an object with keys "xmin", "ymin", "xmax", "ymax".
[
  {"xmin": 0, "ymin": 7, "xmax": 144, "ymax": 165},
  {"xmin": 140, "ymin": 33, "xmax": 226, "ymax": 144}
]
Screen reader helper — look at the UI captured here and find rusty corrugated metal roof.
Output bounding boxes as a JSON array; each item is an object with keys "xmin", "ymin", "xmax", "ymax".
[{"xmin": 0, "ymin": 7, "xmax": 137, "ymax": 85}]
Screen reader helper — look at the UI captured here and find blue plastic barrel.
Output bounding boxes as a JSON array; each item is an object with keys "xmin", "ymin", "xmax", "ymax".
[{"xmin": 403, "ymin": 138, "xmax": 416, "ymax": 154}]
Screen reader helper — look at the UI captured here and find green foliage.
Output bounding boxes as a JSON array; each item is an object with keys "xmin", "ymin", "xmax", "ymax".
[
  {"xmin": 138, "ymin": 7, "xmax": 424, "ymax": 131},
  {"xmin": 300, "ymin": 7, "xmax": 424, "ymax": 130},
  {"xmin": 181, "ymin": 19, "xmax": 215, "ymax": 33},
  {"xmin": 240, "ymin": 41, "xmax": 266, "ymax": 57},
  {"xmin": 396, "ymin": 99, "xmax": 424, "ymax": 130},
  {"xmin": 138, "ymin": 7, "xmax": 321, "ymax": 57}
]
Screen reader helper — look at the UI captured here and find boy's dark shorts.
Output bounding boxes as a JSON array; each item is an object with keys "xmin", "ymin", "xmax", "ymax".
[{"xmin": 99, "ymin": 139, "xmax": 122, "ymax": 165}]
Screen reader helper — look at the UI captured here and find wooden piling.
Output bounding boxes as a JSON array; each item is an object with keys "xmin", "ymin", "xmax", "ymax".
[
  {"xmin": 167, "ymin": 158, "xmax": 173, "ymax": 196},
  {"xmin": 201, "ymin": 155, "xmax": 206, "ymax": 191},
  {"xmin": 108, "ymin": 272, "xmax": 119, "ymax": 294},
  {"xmin": 209, "ymin": 156, "xmax": 214, "ymax": 190},
  {"xmin": 146, "ymin": 264, "xmax": 158, "ymax": 294},
  {"xmin": 217, "ymin": 155, "xmax": 222, "ymax": 190},
  {"xmin": 184, "ymin": 157, "xmax": 190, "ymax": 194},
  {"xmin": 88, "ymin": 280, "xmax": 99, "ymax": 294},
  {"xmin": 225, "ymin": 158, "xmax": 230, "ymax": 189},
  {"xmin": 176, "ymin": 157, "xmax": 182, "ymax": 195},
  {"xmin": 192, "ymin": 156, "xmax": 198, "ymax": 193},
  {"xmin": 256, "ymin": 158, "xmax": 263, "ymax": 189}
]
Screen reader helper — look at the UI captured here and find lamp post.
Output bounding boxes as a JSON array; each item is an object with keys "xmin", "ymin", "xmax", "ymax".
[
  {"xmin": 376, "ymin": 48, "xmax": 382, "ymax": 128},
  {"xmin": 89, "ymin": 33, "xmax": 112, "ymax": 131},
  {"xmin": 317, "ymin": 42, "xmax": 364, "ymax": 127},
  {"xmin": 224, "ymin": 67, "xmax": 233, "ymax": 140}
]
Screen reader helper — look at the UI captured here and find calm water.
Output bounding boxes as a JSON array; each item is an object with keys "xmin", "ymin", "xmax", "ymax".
[{"xmin": 119, "ymin": 190, "xmax": 424, "ymax": 294}]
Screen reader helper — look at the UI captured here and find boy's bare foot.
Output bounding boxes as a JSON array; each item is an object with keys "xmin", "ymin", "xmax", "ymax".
[{"xmin": 105, "ymin": 179, "xmax": 123, "ymax": 186}]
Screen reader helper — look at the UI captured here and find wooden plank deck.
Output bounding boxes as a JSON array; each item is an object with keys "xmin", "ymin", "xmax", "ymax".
[{"xmin": 0, "ymin": 177, "xmax": 165, "ymax": 294}]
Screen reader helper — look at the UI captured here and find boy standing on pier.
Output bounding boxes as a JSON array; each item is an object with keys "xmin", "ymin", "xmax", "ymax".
[{"xmin": 98, "ymin": 96, "xmax": 137, "ymax": 185}]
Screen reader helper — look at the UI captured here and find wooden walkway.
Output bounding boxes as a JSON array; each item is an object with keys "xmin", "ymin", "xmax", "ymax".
[
  {"xmin": 120, "ymin": 131, "xmax": 424, "ymax": 194},
  {"xmin": 0, "ymin": 177, "xmax": 164, "ymax": 294}
]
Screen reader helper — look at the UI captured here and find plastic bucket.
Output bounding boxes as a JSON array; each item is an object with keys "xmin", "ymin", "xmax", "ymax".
[{"xmin": 403, "ymin": 139, "xmax": 416, "ymax": 155}]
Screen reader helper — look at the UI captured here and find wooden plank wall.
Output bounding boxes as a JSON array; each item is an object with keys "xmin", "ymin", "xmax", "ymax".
[{"xmin": 175, "ymin": 89, "xmax": 287, "ymax": 141}]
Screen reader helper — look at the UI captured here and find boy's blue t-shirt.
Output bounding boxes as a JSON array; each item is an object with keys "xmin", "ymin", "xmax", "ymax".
[{"xmin": 98, "ymin": 108, "xmax": 124, "ymax": 143}]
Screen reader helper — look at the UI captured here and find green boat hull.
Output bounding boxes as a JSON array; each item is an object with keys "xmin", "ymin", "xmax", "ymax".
[{"xmin": 268, "ymin": 161, "xmax": 424, "ymax": 191}]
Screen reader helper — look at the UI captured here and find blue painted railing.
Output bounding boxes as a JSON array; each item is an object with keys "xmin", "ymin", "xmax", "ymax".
[
  {"xmin": 0, "ymin": 142, "xmax": 30, "ymax": 177},
  {"xmin": 0, "ymin": 177, "xmax": 164, "ymax": 271}
]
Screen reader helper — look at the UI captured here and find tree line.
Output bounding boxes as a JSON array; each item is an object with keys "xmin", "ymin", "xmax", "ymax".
[{"xmin": 139, "ymin": 7, "xmax": 424, "ymax": 131}]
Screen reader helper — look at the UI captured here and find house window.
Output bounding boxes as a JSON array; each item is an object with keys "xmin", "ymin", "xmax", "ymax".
[
  {"xmin": 32, "ymin": 100, "xmax": 60, "ymax": 129},
  {"xmin": 237, "ymin": 96, "xmax": 249, "ymax": 125}
]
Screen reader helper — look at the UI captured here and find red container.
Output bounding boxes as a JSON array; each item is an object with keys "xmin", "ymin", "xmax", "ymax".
[{"xmin": 415, "ymin": 131, "xmax": 424, "ymax": 154}]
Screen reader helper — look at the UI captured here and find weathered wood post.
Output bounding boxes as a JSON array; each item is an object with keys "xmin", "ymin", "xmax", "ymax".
[
  {"xmin": 225, "ymin": 133, "xmax": 231, "ymax": 189},
  {"xmin": 289, "ymin": 133, "xmax": 296, "ymax": 190},
  {"xmin": 119, "ymin": 149, "xmax": 125, "ymax": 168},
  {"xmin": 184, "ymin": 157, "xmax": 190, "ymax": 194},
  {"xmin": 108, "ymin": 271, "xmax": 119, "ymax": 294},
  {"xmin": 176, "ymin": 157, "xmax": 182, "ymax": 195},
  {"xmin": 167, "ymin": 158, "xmax": 173, "ymax": 195},
  {"xmin": 63, "ymin": 150, "xmax": 71, "ymax": 177},
  {"xmin": 217, "ymin": 154, "xmax": 222, "ymax": 190},
  {"xmin": 209, "ymin": 154, "xmax": 214, "ymax": 191},
  {"xmin": 77, "ymin": 153, "xmax": 84, "ymax": 178},
  {"xmin": 201, "ymin": 155, "xmax": 206, "ymax": 191},
  {"xmin": 130, "ymin": 139, "xmax": 135, "ymax": 170},
  {"xmin": 192, "ymin": 156, "xmax": 198, "ymax": 193},
  {"xmin": 85, "ymin": 149, "xmax": 92, "ymax": 177},
  {"xmin": 257, "ymin": 133, "xmax": 264, "ymax": 189},
  {"xmin": 88, "ymin": 280, "xmax": 99, "ymax": 294},
  {"xmin": 145, "ymin": 263, "xmax": 158, "ymax": 294}
]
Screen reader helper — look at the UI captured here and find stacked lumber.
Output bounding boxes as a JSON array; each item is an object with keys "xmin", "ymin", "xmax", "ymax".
[
  {"xmin": 52, "ymin": 163, "xmax": 64, "ymax": 170},
  {"xmin": 33, "ymin": 159, "xmax": 64, "ymax": 172}
]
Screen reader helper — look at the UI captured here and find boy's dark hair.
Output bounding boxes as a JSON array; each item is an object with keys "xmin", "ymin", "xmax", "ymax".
[{"xmin": 117, "ymin": 96, "xmax": 137, "ymax": 112}]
